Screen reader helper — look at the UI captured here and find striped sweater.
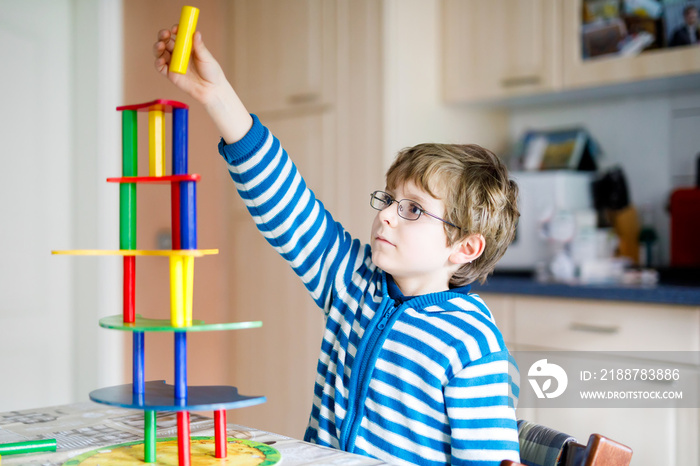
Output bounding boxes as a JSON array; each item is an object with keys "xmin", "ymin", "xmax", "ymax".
[{"xmin": 218, "ymin": 115, "xmax": 521, "ymax": 465}]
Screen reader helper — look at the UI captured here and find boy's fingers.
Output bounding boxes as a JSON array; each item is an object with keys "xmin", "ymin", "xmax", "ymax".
[
  {"xmin": 153, "ymin": 40, "xmax": 165, "ymax": 57},
  {"xmin": 191, "ymin": 31, "xmax": 212, "ymax": 61}
]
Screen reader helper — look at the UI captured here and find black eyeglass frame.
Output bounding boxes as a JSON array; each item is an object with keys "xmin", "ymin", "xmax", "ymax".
[{"xmin": 369, "ymin": 190, "xmax": 462, "ymax": 230}]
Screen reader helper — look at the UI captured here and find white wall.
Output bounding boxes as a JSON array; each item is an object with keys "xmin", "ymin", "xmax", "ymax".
[
  {"xmin": 509, "ymin": 89, "xmax": 700, "ymax": 266},
  {"xmin": 0, "ymin": 0, "xmax": 123, "ymax": 412},
  {"xmin": 382, "ymin": 0, "xmax": 509, "ymax": 169}
]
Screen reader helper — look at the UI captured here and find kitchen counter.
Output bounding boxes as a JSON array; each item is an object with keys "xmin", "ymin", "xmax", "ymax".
[{"xmin": 471, "ymin": 271, "xmax": 700, "ymax": 306}]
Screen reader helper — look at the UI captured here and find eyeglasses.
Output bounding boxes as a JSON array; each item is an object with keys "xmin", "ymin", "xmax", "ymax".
[{"xmin": 369, "ymin": 190, "xmax": 462, "ymax": 230}]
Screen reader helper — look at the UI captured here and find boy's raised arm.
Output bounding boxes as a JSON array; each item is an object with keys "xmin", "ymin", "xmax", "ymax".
[{"xmin": 153, "ymin": 25, "xmax": 252, "ymax": 144}]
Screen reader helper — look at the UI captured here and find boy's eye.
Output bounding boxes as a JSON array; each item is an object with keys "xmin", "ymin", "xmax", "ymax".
[{"xmin": 406, "ymin": 202, "xmax": 423, "ymax": 217}]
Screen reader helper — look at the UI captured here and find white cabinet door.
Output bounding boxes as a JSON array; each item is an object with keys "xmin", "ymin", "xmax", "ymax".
[
  {"xmin": 508, "ymin": 296, "xmax": 700, "ymax": 466},
  {"xmin": 228, "ymin": 0, "xmax": 336, "ymax": 116},
  {"xmin": 442, "ymin": 0, "xmax": 562, "ymax": 102}
]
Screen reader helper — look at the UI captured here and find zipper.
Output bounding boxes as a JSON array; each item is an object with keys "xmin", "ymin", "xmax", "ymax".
[{"xmin": 340, "ymin": 299, "xmax": 403, "ymax": 451}]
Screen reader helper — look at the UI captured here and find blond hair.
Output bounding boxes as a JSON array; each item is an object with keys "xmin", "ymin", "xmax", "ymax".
[{"xmin": 386, "ymin": 143, "xmax": 519, "ymax": 286}]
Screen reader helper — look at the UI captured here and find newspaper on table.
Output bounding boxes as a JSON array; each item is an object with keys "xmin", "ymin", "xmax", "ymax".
[{"xmin": 0, "ymin": 402, "xmax": 386, "ymax": 465}]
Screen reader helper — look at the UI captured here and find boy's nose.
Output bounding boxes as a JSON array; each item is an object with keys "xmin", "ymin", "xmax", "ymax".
[{"xmin": 378, "ymin": 202, "xmax": 399, "ymax": 225}]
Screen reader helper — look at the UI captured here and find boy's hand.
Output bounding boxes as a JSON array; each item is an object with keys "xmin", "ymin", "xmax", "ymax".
[
  {"xmin": 152, "ymin": 25, "xmax": 252, "ymax": 144},
  {"xmin": 153, "ymin": 25, "xmax": 224, "ymax": 107}
]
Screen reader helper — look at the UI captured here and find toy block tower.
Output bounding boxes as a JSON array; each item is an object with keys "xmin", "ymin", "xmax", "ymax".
[
  {"xmin": 53, "ymin": 8, "xmax": 279, "ymax": 465},
  {"xmin": 55, "ymin": 98, "xmax": 278, "ymax": 464}
]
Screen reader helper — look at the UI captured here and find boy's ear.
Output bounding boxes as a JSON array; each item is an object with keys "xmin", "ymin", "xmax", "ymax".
[{"xmin": 449, "ymin": 233, "xmax": 485, "ymax": 265}]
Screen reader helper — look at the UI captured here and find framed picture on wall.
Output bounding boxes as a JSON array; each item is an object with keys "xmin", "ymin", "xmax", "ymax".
[{"xmin": 517, "ymin": 128, "xmax": 598, "ymax": 171}]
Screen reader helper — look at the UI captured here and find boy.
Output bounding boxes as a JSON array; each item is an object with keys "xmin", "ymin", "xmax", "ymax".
[{"xmin": 153, "ymin": 24, "xmax": 520, "ymax": 466}]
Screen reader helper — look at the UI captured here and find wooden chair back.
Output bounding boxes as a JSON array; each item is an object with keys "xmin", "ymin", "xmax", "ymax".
[{"xmin": 500, "ymin": 422, "xmax": 632, "ymax": 466}]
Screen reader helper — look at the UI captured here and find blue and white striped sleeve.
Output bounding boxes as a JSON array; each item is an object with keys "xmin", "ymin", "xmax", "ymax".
[
  {"xmin": 444, "ymin": 350, "xmax": 521, "ymax": 465},
  {"xmin": 218, "ymin": 114, "xmax": 361, "ymax": 312}
]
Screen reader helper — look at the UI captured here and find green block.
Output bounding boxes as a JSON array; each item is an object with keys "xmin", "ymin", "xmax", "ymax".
[
  {"xmin": 120, "ymin": 183, "xmax": 136, "ymax": 249},
  {"xmin": 122, "ymin": 110, "xmax": 138, "ymax": 176}
]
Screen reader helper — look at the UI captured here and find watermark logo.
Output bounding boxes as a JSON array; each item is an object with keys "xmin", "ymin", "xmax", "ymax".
[{"xmin": 528, "ymin": 359, "xmax": 568, "ymax": 399}]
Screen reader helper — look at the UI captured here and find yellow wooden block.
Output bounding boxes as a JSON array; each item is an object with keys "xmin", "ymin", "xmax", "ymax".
[
  {"xmin": 170, "ymin": 256, "xmax": 186, "ymax": 328},
  {"xmin": 149, "ymin": 110, "xmax": 165, "ymax": 176},
  {"xmin": 169, "ymin": 6, "xmax": 199, "ymax": 74},
  {"xmin": 184, "ymin": 256, "xmax": 194, "ymax": 326}
]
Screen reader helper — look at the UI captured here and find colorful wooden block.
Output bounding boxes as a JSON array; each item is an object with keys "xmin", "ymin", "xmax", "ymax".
[
  {"xmin": 171, "ymin": 183, "xmax": 182, "ymax": 250},
  {"xmin": 149, "ymin": 110, "xmax": 166, "ymax": 176},
  {"xmin": 133, "ymin": 332, "xmax": 145, "ymax": 395},
  {"xmin": 174, "ymin": 333, "xmax": 187, "ymax": 400},
  {"xmin": 144, "ymin": 410, "xmax": 156, "ymax": 463},
  {"xmin": 122, "ymin": 110, "xmax": 138, "ymax": 176},
  {"xmin": 53, "ymin": 249, "xmax": 218, "ymax": 257},
  {"xmin": 177, "ymin": 411, "xmax": 191, "ymax": 466},
  {"xmin": 169, "ymin": 6, "xmax": 199, "ymax": 75},
  {"xmin": 172, "ymin": 108, "xmax": 188, "ymax": 175},
  {"xmin": 123, "ymin": 256, "xmax": 135, "ymax": 323},
  {"xmin": 170, "ymin": 256, "xmax": 186, "ymax": 327},
  {"xmin": 214, "ymin": 409, "xmax": 227, "ymax": 458},
  {"xmin": 184, "ymin": 256, "xmax": 194, "ymax": 326},
  {"xmin": 180, "ymin": 181, "xmax": 197, "ymax": 250}
]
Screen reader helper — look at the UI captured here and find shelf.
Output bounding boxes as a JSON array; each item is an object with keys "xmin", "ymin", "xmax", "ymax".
[
  {"xmin": 90, "ymin": 380, "xmax": 266, "ymax": 411},
  {"xmin": 52, "ymin": 249, "xmax": 218, "ymax": 257},
  {"xmin": 99, "ymin": 314, "xmax": 263, "ymax": 332},
  {"xmin": 106, "ymin": 174, "xmax": 201, "ymax": 184},
  {"xmin": 116, "ymin": 99, "xmax": 189, "ymax": 113}
]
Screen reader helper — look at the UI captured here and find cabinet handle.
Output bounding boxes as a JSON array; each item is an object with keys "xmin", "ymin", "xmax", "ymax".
[
  {"xmin": 287, "ymin": 92, "xmax": 320, "ymax": 105},
  {"xmin": 569, "ymin": 322, "xmax": 620, "ymax": 334},
  {"xmin": 500, "ymin": 75, "xmax": 541, "ymax": 87}
]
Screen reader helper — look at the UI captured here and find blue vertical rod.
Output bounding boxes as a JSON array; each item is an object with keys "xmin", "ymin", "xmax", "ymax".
[
  {"xmin": 180, "ymin": 181, "xmax": 197, "ymax": 250},
  {"xmin": 133, "ymin": 332, "xmax": 145, "ymax": 394},
  {"xmin": 172, "ymin": 108, "xmax": 188, "ymax": 175},
  {"xmin": 174, "ymin": 332, "xmax": 187, "ymax": 400}
]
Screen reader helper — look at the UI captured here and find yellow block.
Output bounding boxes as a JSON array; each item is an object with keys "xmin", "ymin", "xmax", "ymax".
[
  {"xmin": 52, "ymin": 249, "xmax": 218, "ymax": 257},
  {"xmin": 169, "ymin": 6, "xmax": 199, "ymax": 74},
  {"xmin": 184, "ymin": 256, "xmax": 194, "ymax": 326},
  {"xmin": 170, "ymin": 256, "xmax": 185, "ymax": 327},
  {"xmin": 170, "ymin": 255, "xmax": 195, "ymax": 327},
  {"xmin": 149, "ymin": 110, "xmax": 165, "ymax": 176}
]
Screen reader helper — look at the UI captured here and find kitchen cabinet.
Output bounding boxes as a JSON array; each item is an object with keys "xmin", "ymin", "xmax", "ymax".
[
  {"xmin": 482, "ymin": 293, "xmax": 700, "ymax": 466},
  {"xmin": 228, "ymin": 0, "xmax": 336, "ymax": 116},
  {"xmin": 442, "ymin": 0, "xmax": 700, "ymax": 103},
  {"xmin": 562, "ymin": 0, "xmax": 700, "ymax": 90},
  {"xmin": 223, "ymin": 0, "xmax": 384, "ymax": 438},
  {"xmin": 442, "ymin": 0, "xmax": 562, "ymax": 102}
]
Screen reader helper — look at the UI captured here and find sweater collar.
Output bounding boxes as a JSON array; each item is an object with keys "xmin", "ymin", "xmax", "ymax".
[{"xmin": 385, "ymin": 273, "xmax": 471, "ymax": 306}]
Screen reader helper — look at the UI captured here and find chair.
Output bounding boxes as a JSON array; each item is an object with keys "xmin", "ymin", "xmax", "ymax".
[{"xmin": 500, "ymin": 420, "xmax": 632, "ymax": 466}]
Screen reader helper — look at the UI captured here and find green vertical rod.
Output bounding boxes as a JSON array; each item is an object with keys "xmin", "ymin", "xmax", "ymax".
[
  {"xmin": 120, "ymin": 110, "xmax": 138, "ymax": 250},
  {"xmin": 144, "ymin": 410, "xmax": 157, "ymax": 462}
]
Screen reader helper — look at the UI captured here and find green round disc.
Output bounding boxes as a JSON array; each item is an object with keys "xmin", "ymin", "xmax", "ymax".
[{"xmin": 99, "ymin": 314, "xmax": 262, "ymax": 332}]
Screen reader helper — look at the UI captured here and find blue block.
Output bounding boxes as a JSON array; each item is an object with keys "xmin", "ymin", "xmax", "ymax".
[
  {"xmin": 172, "ymin": 108, "xmax": 188, "ymax": 175},
  {"xmin": 133, "ymin": 332, "xmax": 145, "ymax": 394},
  {"xmin": 180, "ymin": 181, "xmax": 197, "ymax": 249},
  {"xmin": 174, "ymin": 332, "xmax": 187, "ymax": 400}
]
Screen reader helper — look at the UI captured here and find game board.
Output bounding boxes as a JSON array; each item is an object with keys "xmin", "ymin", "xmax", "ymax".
[{"xmin": 64, "ymin": 437, "xmax": 281, "ymax": 466}]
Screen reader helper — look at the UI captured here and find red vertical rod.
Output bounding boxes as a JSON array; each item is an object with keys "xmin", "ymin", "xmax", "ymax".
[
  {"xmin": 214, "ymin": 409, "xmax": 227, "ymax": 458},
  {"xmin": 123, "ymin": 256, "xmax": 135, "ymax": 323},
  {"xmin": 177, "ymin": 411, "xmax": 191, "ymax": 466},
  {"xmin": 171, "ymin": 182, "xmax": 182, "ymax": 250}
]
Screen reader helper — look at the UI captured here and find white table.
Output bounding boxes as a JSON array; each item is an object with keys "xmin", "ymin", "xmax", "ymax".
[{"xmin": 0, "ymin": 402, "xmax": 388, "ymax": 465}]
